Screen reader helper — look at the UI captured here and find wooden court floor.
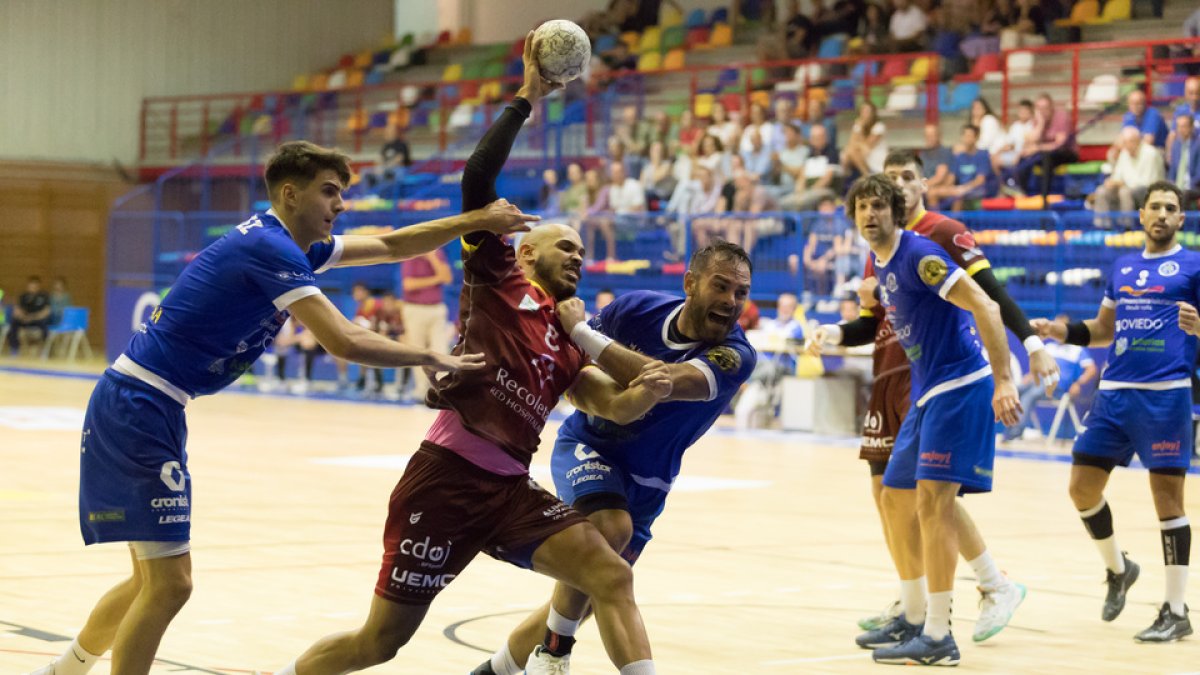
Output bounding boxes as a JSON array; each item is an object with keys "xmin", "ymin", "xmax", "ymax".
[{"xmin": 1, "ymin": 368, "xmax": 1198, "ymax": 674}]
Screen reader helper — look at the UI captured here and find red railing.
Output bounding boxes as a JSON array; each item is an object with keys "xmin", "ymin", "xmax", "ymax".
[{"xmin": 137, "ymin": 36, "xmax": 1200, "ymax": 166}]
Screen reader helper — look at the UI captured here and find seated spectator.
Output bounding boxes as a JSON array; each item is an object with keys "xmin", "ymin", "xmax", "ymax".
[
  {"xmin": 740, "ymin": 103, "xmax": 775, "ymax": 155},
  {"xmin": 712, "ymin": 170, "xmax": 781, "ymax": 253},
  {"xmin": 770, "ymin": 98, "xmax": 798, "ymax": 154},
  {"xmin": 1184, "ymin": 8, "xmax": 1200, "ymax": 62},
  {"xmin": 697, "ymin": 133, "xmax": 733, "ymax": 184},
  {"xmin": 782, "ymin": 0, "xmax": 818, "ymax": 58},
  {"xmin": 760, "ymin": 292, "xmax": 806, "ymax": 370},
  {"xmin": 945, "ymin": 124, "xmax": 998, "ymax": 210},
  {"xmin": 992, "ymin": 98, "xmax": 1035, "ymax": 176},
  {"xmin": 800, "ymin": 97, "xmax": 838, "ymax": 149},
  {"xmin": 7, "ymin": 275, "xmax": 52, "ymax": 355},
  {"xmin": 650, "ymin": 110, "xmax": 677, "ymax": 153},
  {"xmin": 850, "ymin": 1, "xmax": 890, "ymax": 55},
  {"xmin": 361, "ymin": 125, "xmax": 412, "ymax": 190},
  {"xmin": 677, "ymin": 109, "xmax": 705, "ymax": 150},
  {"xmin": 615, "ymin": 104, "xmax": 652, "ymax": 176},
  {"xmin": 1093, "ymin": 126, "xmax": 1166, "ymax": 219},
  {"xmin": 708, "ymin": 101, "xmax": 741, "ymax": 151},
  {"xmin": 667, "ymin": 165, "xmax": 725, "ymax": 256},
  {"xmin": 49, "ymin": 276, "xmax": 71, "ymax": 325},
  {"xmin": 885, "ymin": 0, "xmax": 928, "ymax": 52},
  {"xmin": 1002, "ymin": 314, "xmax": 1098, "ymax": 442},
  {"xmin": 640, "ymin": 140, "xmax": 677, "ymax": 203},
  {"xmin": 775, "ymin": 123, "xmax": 812, "ymax": 193},
  {"xmin": 1013, "ymin": 93, "xmax": 1078, "ymax": 195},
  {"xmin": 582, "ymin": 168, "xmax": 618, "ymax": 261},
  {"xmin": 1000, "ymin": 0, "xmax": 1047, "ymax": 50},
  {"xmin": 558, "ymin": 163, "xmax": 589, "ymax": 217},
  {"xmin": 539, "ymin": 169, "xmax": 561, "ymax": 213},
  {"xmin": 841, "ymin": 102, "xmax": 888, "ymax": 177},
  {"xmin": 598, "ymin": 40, "xmax": 638, "ymax": 72},
  {"xmin": 970, "ymin": 97, "xmax": 1003, "ymax": 153},
  {"xmin": 624, "ymin": 0, "xmax": 682, "ymax": 32},
  {"xmin": 784, "ymin": 124, "xmax": 841, "ymax": 211},
  {"xmin": 813, "ymin": 0, "xmax": 867, "ymax": 43},
  {"xmin": 1107, "ymin": 89, "xmax": 1169, "ymax": 163},
  {"xmin": 741, "ymin": 128, "xmax": 775, "ymax": 181},
  {"xmin": 961, "ymin": 0, "xmax": 1006, "ymax": 58},
  {"xmin": 1167, "ymin": 76, "xmax": 1200, "ymax": 152},
  {"xmin": 920, "ymin": 123, "xmax": 955, "ymax": 193},
  {"xmin": 1168, "ymin": 114, "xmax": 1200, "ymax": 208}
]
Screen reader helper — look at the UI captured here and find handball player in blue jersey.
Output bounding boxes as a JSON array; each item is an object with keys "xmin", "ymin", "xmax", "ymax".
[
  {"xmin": 28, "ymin": 143, "xmax": 539, "ymax": 675},
  {"xmin": 844, "ymin": 175, "xmax": 1021, "ymax": 666},
  {"xmin": 472, "ymin": 241, "xmax": 756, "ymax": 675},
  {"xmin": 1034, "ymin": 180, "xmax": 1195, "ymax": 642}
]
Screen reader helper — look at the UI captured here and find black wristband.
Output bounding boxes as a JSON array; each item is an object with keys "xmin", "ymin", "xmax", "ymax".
[
  {"xmin": 1065, "ymin": 321, "xmax": 1091, "ymax": 346},
  {"xmin": 510, "ymin": 97, "xmax": 533, "ymax": 119}
]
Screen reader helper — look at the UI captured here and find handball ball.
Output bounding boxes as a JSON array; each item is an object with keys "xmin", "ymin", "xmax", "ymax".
[{"xmin": 533, "ymin": 19, "xmax": 591, "ymax": 85}]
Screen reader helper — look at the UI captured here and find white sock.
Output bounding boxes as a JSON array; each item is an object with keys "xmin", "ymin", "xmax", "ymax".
[
  {"xmin": 547, "ymin": 606, "xmax": 581, "ymax": 637},
  {"xmin": 900, "ymin": 577, "xmax": 928, "ymax": 624},
  {"xmin": 275, "ymin": 662, "xmax": 297, "ymax": 675},
  {"xmin": 1094, "ymin": 535, "xmax": 1126, "ymax": 574},
  {"xmin": 1166, "ymin": 566, "xmax": 1189, "ymax": 616},
  {"xmin": 46, "ymin": 639, "xmax": 102, "ymax": 675},
  {"xmin": 967, "ymin": 550, "xmax": 1006, "ymax": 589},
  {"xmin": 924, "ymin": 591, "xmax": 953, "ymax": 640},
  {"xmin": 490, "ymin": 643, "xmax": 522, "ymax": 675},
  {"xmin": 619, "ymin": 660, "xmax": 656, "ymax": 675}
]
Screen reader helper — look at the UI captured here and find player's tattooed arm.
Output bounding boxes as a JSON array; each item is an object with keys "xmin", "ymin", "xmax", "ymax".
[
  {"xmin": 567, "ymin": 361, "xmax": 671, "ymax": 425},
  {"xmin": 334, "ymin": 200, "xmax": 539, "ymax": 268},
  {"xmin": 288, "ymin": 294, "xmax": 485, "ymax": 372}
]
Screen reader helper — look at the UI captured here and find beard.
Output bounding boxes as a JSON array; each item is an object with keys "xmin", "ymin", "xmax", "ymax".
[{"xmin": 533, "ymin": 257, "xmax": 577, "ymax": 300}]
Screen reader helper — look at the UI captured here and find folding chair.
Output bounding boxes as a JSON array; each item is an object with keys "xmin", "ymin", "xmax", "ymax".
[
  {"xmin": 1044, "ymin": 392, "xmax": 1085, "ymax": 448},
  {"xmin": 41, "ymin": 306, "xmax": 93, "ymax": 362}
]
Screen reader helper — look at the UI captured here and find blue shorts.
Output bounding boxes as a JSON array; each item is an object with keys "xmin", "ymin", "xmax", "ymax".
[
  {"xmin": 549, "ymin": 434, "xmax": 669, "ymax": 563},
  {"xmin": 79, "ymin": 370, "xmax": 191, "ymax": 545},
  {"xmin": 883, "ymin": 376, "xmax": 996, "ymax": 494},
  {"xmin": 1073, "ymin": 387, "xmax": 1193, "ymax": 471}
]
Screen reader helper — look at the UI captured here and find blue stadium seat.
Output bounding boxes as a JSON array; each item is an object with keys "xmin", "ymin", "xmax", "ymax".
[
  {"xmin": 41, "ymin": 307, "xmax": 92, "ymax": 362},
  {"xmin": 593, "ymin": 33, "xmax": 618, "ymax": 53},
  {"xmin": 685, "ymin": 8, "xmax": 707, "ymax": 28},
  {"xmin": 817, "ymin": 34, "xmax": 847, "ymax": 59}
]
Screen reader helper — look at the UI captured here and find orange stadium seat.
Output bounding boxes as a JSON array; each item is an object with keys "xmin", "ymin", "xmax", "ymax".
[
  {"xmin": 620, "ymin": 31, "xmax": 640, "ymax": 49},
  {"xmin": 309, "ymin": 73, "xmax": 329, "ymax": 90},
  {"xmin": 345, "ymin": 70, "xmax": 364, "ymax": 88},
  {"xmin": 353, "ymin": 51, "xmax": 372, "ymax": 69},
  {"xmin": 707, "ymin": 22, "xmax": 732, "ymax": 48},
  {"xmin": 663, "ymin": 48, "xmax": 686, "ymax": 70},
  {"xmin": 1056, "ymin": 0, "xmax": 1099, "ymax": 26}
]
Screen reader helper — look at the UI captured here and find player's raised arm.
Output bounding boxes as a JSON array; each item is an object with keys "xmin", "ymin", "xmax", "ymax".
[
  {"xmin": 287, "ymin": 293, "xmax": 484, "ymax": 372},
  {"xmin": 333, "ymin": 199, "xmax": 539, "ymax": 268},
  {"xmin": 944, "ymin": 273, "xmax": 1021, "ymax": 426}
]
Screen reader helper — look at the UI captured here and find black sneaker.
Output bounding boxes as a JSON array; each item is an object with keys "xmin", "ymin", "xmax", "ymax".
[
  {"xmin": 1102, "ymin": 554, "xmax": 1140, "ymax": 622},
  {"xmin": 469, "ymin": 660, "xmax": 497, "ymax": 675},
  {"xmin": 856, "ymin": 613, "xmax": 924, "ymax": 649},
  {"xmin": 1135, "ymin": 603, "xmax": 1193, "ymax": 642}
]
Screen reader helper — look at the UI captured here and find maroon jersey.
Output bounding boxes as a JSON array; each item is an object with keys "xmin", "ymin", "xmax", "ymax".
[
  {"xmin": 425, "ymin": 233, "xmax": 586, "ymax": 467},
  {"xmin": 862, "ymin": 210, "xmax": 991, "ymax": 378}
]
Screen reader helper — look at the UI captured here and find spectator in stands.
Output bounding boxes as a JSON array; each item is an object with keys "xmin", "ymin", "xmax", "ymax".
[
  {"xmin": 708, "ymin": 101, "xmax": 742, "ymax": 150},
  {"xmin": 1185, "ymin": 9, "xmax": 1200, "ymax": 60},
  {"xmin": 598, "ymin": 39, "xmax": 638, "ymax": 72},
  {"xmin": 651, "ymin": 110, "xmax": 677, "ymax": 152},
  {"xmin": 718, "ymin": 170, "xmax": 781, "ymax": 253},
  {"xmin": 580, "ymin": 0, "xmax": 635, "ymax": 37},
  {"xmin": 615, "ymin": 105, "xmax": 652, "ymax": 173},
  {"xmin": 698, "ymin": 133, "xmax": 733, "ymax": 184},
  {"xmin": 841, "ymin": 101, "xmax": 888, "ymax": 177},
  {"xmin": 741, "ymin": 128, "xmax": 775, "ymax": 181},
  {"xmin": 814, "ymin": 0, "xmax": 867, "ymax": 43},
  {"xmin": 885, "ymin": 0, "xmax": 928, "ymax": 52},
  {"xmin": 582, "ymin": 168, "xmax": 618, "ymax": 262},
  {"xmin": 667, "ymin": 164, "xmax": 724, "ymax": 256},
  {"xmin": 594, "ymin": 288, "xmax": 616, "ymax": 314},
  {"xmin": 920, "ymin": 123, "xmax": 955, "ymax": 193},
  {"xmin": 49, "ymin": 276, "xmax": 70, "ymax": 325},
  {"xmin": 1092, "ymin": 126, "xmax": 1166, "ymax": 219},
  {"xmin": 640, "ymin": 140, "xmax": 677, "ymax": 203},
  {"xmin": 1000, "ymin": 0, "xmax": 1047, "ymax": 49},
  {"xmin": 540, "ymin": 169, "xmax": 561, "ymax": 213},
  {"xmin": 992, "ymin": 98, "xmax": 1035, "ymax": 177},
  {"xmin": 590, "ymin": 161, "xmax": 646, "ymax": 259},
  {"xmin": 374, "ymin": 290, "xmax": 407, "ymax": 398},
  {"xmin": 760, "ymin": 293, "xmax": 806, "ymax": 365},
  {"xmin": 1107, "ymin": 89, "xmax": 1169, "ymax": 164},
  {"xmin": 350, "ymin": 283, "xmax": 381, "ymax": 393},
  {"xmin": 401, "ymin": 250, "xmax": 451, "ymax": 401},
  {"xmin": 782, "ymin": 0, "xmax": 818, "ymax": 58},
  {"xmin": 775, "ymin": 123, "xmax": 812, "ymax": 193},
  {"xmin": 802, "ymin": 205, "xmax": 850, "ymax": 295},
  {"xmin": 740, "ymin": 103, "xmax": 775, "ymax": 154},
  {"xmin": 677, "ymin": 109, "xmax": 704, "ymax": 150},
  {"xmin": 558, "ymin": 163, "xmax": 589, "ymax": 217},
  {"xmin": 971, "ymin": 97, "xmax": 1003, "ymax": 154},
  {"xmin": 800, "ymin": 97, "xmax": 838, "ymax": 149},
  {"xmin": 1001, "ymin": 313, "xmax": 1098, "ymax": 442},
  {"xmin": 784, "ymin": 123, "xmax": 841, "ymax": 211},
  {"xmin": 1167, "ymin": 76, "xmax": 1200, "ymax": 152},
  {"xmin": 961, "ymin": 0, "xmax": 1005, "ymax": 58},
  {"xmin": 947, "ymin": 124, "xmax": 999, "ymax": 210},
  {"xmin": 1012, "ymin": 92, "xmax": 1078, "ymax": 195},
  {"xmin": 7, "ymin": 275, "xmax": 51, "ymax": 355},
  {"xmin": 770, "ymin": 98, "xmax": 798, "ymax": 153},
  {"xmin": 851, "ymin": 1, "xmax": 890, "ymax": 55},
  {"xmin": 624, "ymin": 0, "xmax": 683, "ymax": 31},
  {"xmin": 1168, "ymin": 114, "xmax": 1200, "ymax": 208}
]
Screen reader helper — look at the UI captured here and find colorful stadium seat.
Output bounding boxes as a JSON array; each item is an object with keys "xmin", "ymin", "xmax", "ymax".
[
  {"xmin": 663, "ymin": 48, "xmax": 686, "ymax": 71},
  {"xmin": 1087, "ymin": 0, "xmax": 1130, "ymax": 24},
  {"xmin": 638, "ymin": 27, "xmax": 662, "ymax": 53}
]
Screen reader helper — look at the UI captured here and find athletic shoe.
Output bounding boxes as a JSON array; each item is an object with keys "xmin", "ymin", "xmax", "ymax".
[
  {"xmin": 872, "ymin": 633, "xmax": 961, "ymax": 666},
  {"xmin": 1103, "ymin": 555, "xmax": 1140, "ymax": 622},
  {"xmin": 469, "ymin": 661, "xmax": 497, "ymax": 675},
  {"xmin": 1134, "ymin": 603, "xmax": 1193, "ymax": 643},
  {"xmin": 24, "ymin": 665, "xmax": 54, "ymax": 675},
  {"xmin": 973, "ymin": 580, "xmax": 1027, "ymax": 642},
  {"xmin": 524, "ymin": 646, "xmax": 570, "ymax": 675},
  {"xmin": 856, "ymin": 613, "xmax": 924, "ymax": 649},
  {"xmin": 859, "ymin": 599, "xmax": 903, "ymax": 630}
]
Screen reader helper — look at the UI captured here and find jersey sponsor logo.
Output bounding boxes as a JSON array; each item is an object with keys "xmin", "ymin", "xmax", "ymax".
[
  {"xmin": 918, "ymin": 255, "xmax": 948, "ymax": 286},
  {"xmin": 87, "ymin": 510, "xmax": 125, "ymax": 523},
  {"xmin": 531, "ymin": 354, "xmax": 558, "ymax": 390},
  {"xmin": 565, "ymin": 459, "xmax": 614, "ymax": 483},
  {"xmin": 863, "ymin": 410, "xmax": 883, "ymax": 433},
  {"xmin": 542, "ymin": 501, "xmax": 575, "ymax": 520},
  {"xmin": 275, "ymin": 270, "xmax": 316, "ymax": 283},
  {"xmin": 1115, "ymin": 317, "xmax": 1165, "ymax": 332},
  {"xmin": 1151, "ymin": 440, "xmax": 1182, "ymax": 457},
  {"xmin": 1121, "ymin": 266, "xmax": 1133, "ymax": 274},
  {"xmin": 1119, "ymin": 284, "xmax": 1165, "ymax": 297},
  {"xmin": 160, "ymin": 461, "xmax": 186, "ymax": 492},
  {"xmin": 158, "ymin": 514, "xmax": 190, "ymax": 524},
  {"xmin": 398, "ymin": 536, "xmax": 453, "ymax": 568},
  {"xmin": 705, "ymin": 346, "xmax": 741, "ymax": 373},
  {"xmin": 390, "ymin": 568, "xmax": 456, "ymax": 590},
  {"xmin": 952, "ymin": 232, "xmax": 983, "ymax": 261},
  {"xmin": 1159, "ymin": 261, "xmax": 1180, "ymax": 277},
  {"xmin": 150, "ymin": 496, "xmax": 189, "ymax": 509},
  {"xmin": 886, "ymin": 273, "xmax": 899, "ymax": 292},
  {"xmin": 861, "ymin": 435, "xmax": 895, "ymax": 449},
  {"xmin": 409, "ymin": 511, "xmax": 422, "ymax": 524},
  {"xmin": 1115, "ymin": 337, "xmax": 1128, "ymax": 356},
  {"xmin": 919, "ymin": 450, "xmax": 952, "ymax": 467}
]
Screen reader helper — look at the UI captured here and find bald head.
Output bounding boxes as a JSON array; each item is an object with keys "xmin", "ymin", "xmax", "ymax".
[
  {"xmin": 1119, "ymin": 125, "xmax": 1141, "ymax": 152},
  {"xmin": 518, "ymin": 223, "xmax": 585, "ymax": 300}
]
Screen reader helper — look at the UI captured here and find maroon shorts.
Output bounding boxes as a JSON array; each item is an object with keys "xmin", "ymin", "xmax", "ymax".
[
  {"xmin": 859, "ymin": 371, "xmax": 911, "ymax": 463},
  {"xmin": 375, "ymin": 442, "xmax": 588, "ymax": 605}
]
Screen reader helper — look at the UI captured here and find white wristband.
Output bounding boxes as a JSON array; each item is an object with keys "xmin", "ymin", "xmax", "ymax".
[
  {"xmin": 1023, "ymin": 335, "xmax": 1046, "ymax": 354},
  {"xmin": 822, "ymin": 324, "xmax": 844, "ymax": 345},
  {"xmin": 570, "ymin": 323, "xmax": 614, "ymax": 360}
]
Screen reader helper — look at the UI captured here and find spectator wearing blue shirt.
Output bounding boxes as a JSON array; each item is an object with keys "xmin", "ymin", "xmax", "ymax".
[
  {"xmin": 1168, "ymin": 114, "xmax": 1200, "ymax": 208},
  {"xmin": 1002, "ymin": 316, "xmax": 1098, "ymax": 441},
  {"xmin": 1167, "ymin": 77, "xmax": 1200, "ymax": 155},
  {"xmin": 1109, "ymin": 90, "xmax": 1169, "ymax": 163},
  {"xmin": 930, "ymin": 125, "xmax": 997, "ymax": 210},
  {"xmin": 740, "ymin": 127, "xmax": 774, "ymax": 180}
]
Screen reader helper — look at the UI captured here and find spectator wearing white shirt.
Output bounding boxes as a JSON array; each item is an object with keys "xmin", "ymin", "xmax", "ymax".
[
  {"xmin": 741, "ymin": 128, "xmax": 774, "ymax": 180},
  {"xmin": 739, "ymin": 103, "xmax": 775, "ymax": 155},
  {"xmin": 1093, "ymin": 126, "xmax": 1166, "ymax": 217},
  {"xmin": 991, "ymin": 98, "xmax": 1036, "ymax": 177},
  {"xmin": 708, "ymin": 101, "xmax": 742, "ymax": 151},
  {"xmin": 605, "ymin": 161, "xmax": 646, "ymax": 214},
  {"xmin": 970, "ymin": 97, "xmax": 1003, "ymax": 155},
  {"xmin": 784, "ymin": 123, "xmax": 841, "ymax": 211},
  {"xmin": 769, "ymin": 98, "xmax": 798, "ymax": 154},
  {"xmin": 886, "ymin": 0, "xmax": 928, "ymax": 52},
  {"xmin": 775, "ymin": 123, "xmax": 812, "ymax": 193}
]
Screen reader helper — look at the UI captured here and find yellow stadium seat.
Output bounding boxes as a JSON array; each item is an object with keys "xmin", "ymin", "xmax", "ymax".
[
  {"xmin": 637, "ymin": 51, "xmax": 662, "ymax": 72},
  {"xmin": 694, "ymin": 93, "xmax": 714, "ymax": 118},
  {"xmin": 442, "ymin": 63, "xmax": 463, "ymax": 82},
  {"xmin": 456, "ymin": 27, "xmax": 473, "ymax": 44},
  {"xmin": 892, "ymin": 57, "xmax": 931, "ymax": 85},
  {"xmin": 663, "ymin": 48, "xmax": 686, "ymax": 70},
  {"xmin": 660, "ymin": 5, "xmax": 684, "ymax": 27},
  {"xmin": 1055, "ymin": 0, "xmax": 1098, "ymax": 25},
  {"xmin": 1087, "ymin": 0, "xmax": 1130, "ymax": 24},
  {"xmin": 707, "ymin": 23, "xmax": 732, "ymax": 48},
  {"xmin": 292, "ymin": 74, "xmax": 309, "ymax": 91},
  {"xmin": 346, "ymin": 110, "xmax": 367, "ymax": 132},
  {"xmin": 638, "ymin": 27, "xmax": 661, "ymax": 53},
  {"xmin": 479, "ymin": 80, "xmax": 502, "ymax": 102}
]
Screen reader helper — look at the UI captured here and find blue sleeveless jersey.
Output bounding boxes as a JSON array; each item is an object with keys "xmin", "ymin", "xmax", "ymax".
[
  {"xmin": 558, "ymin": 291, "xmax": 757, "ymax": 486},
  {"xmin": 1099, "ymin": 245, "xmax": 1200, "ymax": 389},
  {"xmin": 124, "ymin": 210, "xmax": 341, "ymax": 397},
  {"xmin": 874, "ymin": 230, "xmax": 989, "ymax": 406}
]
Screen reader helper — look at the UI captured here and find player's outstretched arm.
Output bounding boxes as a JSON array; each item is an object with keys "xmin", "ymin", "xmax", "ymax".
[
  {"xmin": 288, "ymin": 294, "xmax": 485, "ymax": 372},
  {"xmin": 566, "ymin": 362, "xmax": 672, "ymax": 425},
  {"xmin": 971, "ymin": 266, "xmax": 1060, "ymax": 391},
  {"xmin": 945, "ymin": 273, "xmax": 1022, "ymax": 426},
  {"xmin": 1032, "ymin": 302, "xmax": 1116, "ymax": 347},
  {"xmin": 333, "ymin": 200, "xmax": 539, "ymax": 268}
]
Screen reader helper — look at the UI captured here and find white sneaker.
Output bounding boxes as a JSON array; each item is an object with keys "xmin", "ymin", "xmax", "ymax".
[
  {"xmin": 974, "ymin": 579, "xmax": 1027, "ymax": 642},
  {"xmin": 857, "ymin": 598, "xmax": 903, "ymax": 630},
  {"xmin": 524, "ymin": 645, "xmax": 570, "ymax": 675},
  {"xmin": 26, "ymin": 664, "xmax": 55, "ymax": 675}
]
